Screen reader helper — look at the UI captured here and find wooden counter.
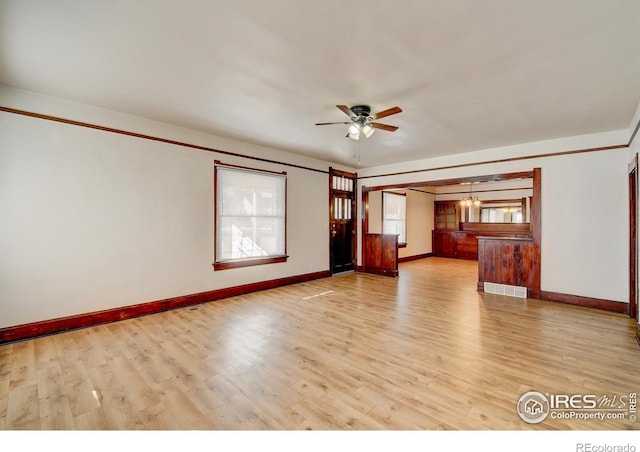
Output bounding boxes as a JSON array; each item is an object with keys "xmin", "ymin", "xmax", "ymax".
[
  {"xmin": 477, "ymin": 236, "xmax": 535, "ymax": 296},
  {"xmin": 363, "ymin": 233, "xmax": 399, "ymax": 277},
  {"xmin": 433, "ymin": 223, "xmax": 531, "ymax": 260}
]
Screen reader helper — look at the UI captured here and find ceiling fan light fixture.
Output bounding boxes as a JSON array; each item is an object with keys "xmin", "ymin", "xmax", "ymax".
[
  {"xmin": 362, "ymin": 124, "xmax": 375, "ymax": 138},
  {"xmin": 348, "ymin": 124, "xmax": 360, "ymax": 140},
  {"xmin": 315, "ymin": 104, "xmax": 401, "ymax": 143}
]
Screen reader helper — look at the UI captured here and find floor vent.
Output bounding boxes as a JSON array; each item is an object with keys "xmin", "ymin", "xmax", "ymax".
[{"xmin": 484, "ymin": 282, "xmax": 527, "ymax": 299}]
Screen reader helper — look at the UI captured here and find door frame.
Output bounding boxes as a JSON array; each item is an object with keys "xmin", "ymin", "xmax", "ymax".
[
  {"xmin": 360, "ymin": 169, "xmax": 541, "ymax": 298},
  {"xmin": 629, "ymin": 155, "xmax": 638, "ymax": 319},
  {"xmin": 329, "ymin": 167, "xmax": 357, "ymax": 275}
]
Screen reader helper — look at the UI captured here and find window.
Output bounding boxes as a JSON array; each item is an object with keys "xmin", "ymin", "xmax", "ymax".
[
  {"xmin": 382, "ymin": 191, "xmax": 407, "ymax": 245},
  {"xmin": 214, "ymin": 162, "xmax": 287, "ymax": 270}
]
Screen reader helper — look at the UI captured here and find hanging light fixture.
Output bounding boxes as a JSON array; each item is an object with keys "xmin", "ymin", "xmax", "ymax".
[
  {"xmin": 361, "ymin": 124, "xmax": 375, "ymax": 138},
  {"xmin": 347, "ymin": 116, "xmax": 376, "ymax": 141},
  {"xmin": 348, "ymin": 124, "xmax": 360, "ymax": 140},
  {"xmin": 460, "ymin": 183, "xmax": 481, "ymax": 207}
]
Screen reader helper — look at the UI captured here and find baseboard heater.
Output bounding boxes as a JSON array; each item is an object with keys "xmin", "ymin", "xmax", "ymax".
[{"xmin": 484, "ymin": 282, "xmax": 527, "ymax": 299}]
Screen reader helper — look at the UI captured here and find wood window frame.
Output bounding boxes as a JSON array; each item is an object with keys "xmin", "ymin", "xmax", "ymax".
[{"xmin": 213, "ymin": 160, "xmax": 288, "ymax": 271}]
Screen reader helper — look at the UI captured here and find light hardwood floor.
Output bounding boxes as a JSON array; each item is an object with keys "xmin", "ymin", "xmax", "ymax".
[{"xmin": 1, "ymin": 258, "xmax": 638, "ymax": 430}]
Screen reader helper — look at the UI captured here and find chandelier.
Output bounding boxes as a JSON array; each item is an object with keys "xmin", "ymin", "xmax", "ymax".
[{"xmin": 460, "ymin": 184, "xmax": 481, "ymax": 207}]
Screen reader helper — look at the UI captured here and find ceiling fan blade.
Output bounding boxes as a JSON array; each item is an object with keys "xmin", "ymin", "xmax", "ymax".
[
  {"xmin": 373, "ymin": 106, "xmax": 402, "ymax": 120},
  {"xmin": 371, "ymin": 122, "xmax": 399, "ymax": 132},
  {"xmin": 336, "ymin": 105, "xmax": 355, "ymax": 117},
  {"xmin": 315, "ymin": 121, "xmax": 351, "ymax": 126}
]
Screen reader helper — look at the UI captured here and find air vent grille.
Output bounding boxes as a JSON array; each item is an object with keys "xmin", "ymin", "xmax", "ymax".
[{"xmin": 484, "ymin": 282, "xmax": 527, "ymax": 299}]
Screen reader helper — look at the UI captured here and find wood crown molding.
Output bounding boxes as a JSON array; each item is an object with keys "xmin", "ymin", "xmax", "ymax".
[
  {"xmin": 359, "ymin": 146, "xmax": 627, "ymax": 181},
  {"xmin": 0, "ymin": 270, "xmax": 330, "ymax": 344},
  {"xmin": 628, "ymin": 116, "xmax": 640, "ymax": 147},
  {"xmin": 358, "ymin": 115, "xmax": 640, "ymax": 182},
  {"xmin": 0, "ymin": 106, "xmax": 328, "ymax": 175},
  {"xmin": 2, "ymin": 106, "xmax": 637, "ymax": 180}
]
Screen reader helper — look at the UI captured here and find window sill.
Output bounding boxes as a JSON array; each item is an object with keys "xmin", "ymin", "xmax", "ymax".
[
  {"xmin": 398, "ymin": 243, "xmax": 407, "ymax": 248},
  {"xmin": 213, "ymin": 255, "xmax": 288, "ymax": 271}
]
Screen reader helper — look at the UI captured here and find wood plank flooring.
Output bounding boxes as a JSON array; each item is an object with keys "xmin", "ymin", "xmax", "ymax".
[{"xmin": 1, "ymin": 258, "xmax": 638, "ymax": 430}]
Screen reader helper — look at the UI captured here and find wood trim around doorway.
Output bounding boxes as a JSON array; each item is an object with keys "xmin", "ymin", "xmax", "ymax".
[
  {"xmin": 329, "ymin": 167, "xmax": 357, "ymax": 275},
  {"xmin": 629, "ymin": 155, "xmax": 638, "ymax": 319},
  {"xmin": 531, "ymin": 167, "xmax": 542, "ymax": 299},
  {"xmin": 360, "ymin": 169, "xmax": 541, "ymax": 298}
]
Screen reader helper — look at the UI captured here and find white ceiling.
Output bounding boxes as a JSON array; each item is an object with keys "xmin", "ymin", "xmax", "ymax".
[{"xmin": 1, "ymin": 0, "xmax": 639, "ymax": 168}]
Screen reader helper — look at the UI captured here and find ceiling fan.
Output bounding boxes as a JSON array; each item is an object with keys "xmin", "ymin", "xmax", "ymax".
[{"xmin": 315, "ymin": 104, "xmax": 402, "ymax": 140}]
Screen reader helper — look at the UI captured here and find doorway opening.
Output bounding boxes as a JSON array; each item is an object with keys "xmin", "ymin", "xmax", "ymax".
[
  {"xmin": 329, "ymin": 168, "xmax": 357, "ymax": 275},
  {"xmin": 360, "ymin": 169, "xmax": 542, "ymax": 298}
]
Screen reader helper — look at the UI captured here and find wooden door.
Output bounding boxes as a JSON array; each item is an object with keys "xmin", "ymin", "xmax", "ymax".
[{"xmin": 330, "ymin": 168, "xmax": 357, "ymax": 274}]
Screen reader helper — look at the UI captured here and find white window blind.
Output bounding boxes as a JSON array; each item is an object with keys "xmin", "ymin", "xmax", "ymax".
[
  {"xmin": 382, "ymin": 191, "xmax": 407, "ymax": 244},
  {"xmin": 215, "ymin": 165, "xmax": 286, "ymax": 263}
]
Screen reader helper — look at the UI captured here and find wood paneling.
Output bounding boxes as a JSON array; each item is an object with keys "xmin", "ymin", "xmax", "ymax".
[
  {"xmin": 0, "ymin": 270, "xmax": 330, "ymax": 344},
  {"xmin": 455, "ymin": 232, "xmax": 480, "ymax": 260},
  {"xmin": 458, "ymin": 222, "xmax": 531, "ymax": 233},
  {"xmin": 477, "ymin": 236, "xmax": 535, "ymax": 295},
  {"xmin": 363, "ymin": 233, "xmax": 398, "ymax": 277},
  {"xmin": 433, "ymin": 229, "xmax": 532, "ymax": 261}
]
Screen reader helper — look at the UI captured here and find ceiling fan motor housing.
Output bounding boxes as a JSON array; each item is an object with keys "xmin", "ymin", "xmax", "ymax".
[
  {"xmin": 314, "ymin": 104, "xmax": 400, "ymax": 133},
  {"xmin": 351, "ymin": 105, "xmax": 372, "ymax": 125},
  {"xmin": 351, "ymin": 105, "xmax": 371, "ymax": 117}
]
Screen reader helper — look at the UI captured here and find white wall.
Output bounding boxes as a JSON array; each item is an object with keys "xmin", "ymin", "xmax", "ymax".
[
  {"xmin": 0, "ymin": 87, "xmax": 345, "ymax": 329},
  {"xmin": 368, "ymin": 191, "xmax": 382, "ymax": 234},
  {"xmin": 367, "ymin": 190, "xmax": 434, "ymax": 258},
  {"xmin": 358, "ymin": 130, "xmax": 631, "ymax": 303},
  {"xmin": 402, "ymin": 190, "xmax": 434, "ymax": 258},
  {"xmin": 2, "ymin": 86, "xmax": 637, "ymax": 330}
]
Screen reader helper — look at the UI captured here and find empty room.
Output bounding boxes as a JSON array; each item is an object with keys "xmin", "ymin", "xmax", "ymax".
[{"xmin": 1, "ymin": 0, "xmax": 639, "ymax": 447}]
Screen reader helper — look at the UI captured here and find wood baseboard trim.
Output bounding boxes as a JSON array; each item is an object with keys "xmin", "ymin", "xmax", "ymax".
[
  {"xmin": 0, "ymin": 270, "xmax": 331, "ymax": 344},
  {"xmin": 398, "ymin": 253, "xmax": 433, "ymax": 263},
  {"xmin": 478, "ymin": 286, "xmax": 627, "ymax": 314},
  {"xmin": 363, "ymin": 267, "xmax": 399, "ymax": 277},
  {"xmin": 539, "ymin": 290, "xmax": 628, "ymax": 314}
]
